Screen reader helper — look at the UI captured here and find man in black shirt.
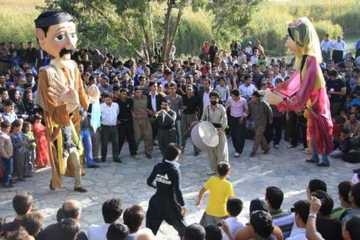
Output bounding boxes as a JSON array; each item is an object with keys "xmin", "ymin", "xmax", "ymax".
[
  {"xmin": 155, "ymin": 99, "xmax": 177, "ymax": 157},
  {"xmin": 146, "ymin": 144, "xmax": 186, "ymax": 237},
  {"xmin": 117, "ymin": 89, "xmax": 137, "ymax": 158},
  {"xmin": 181, "ymin": 85, "xmax": 200, "ymax": 155},
  {"xmin": 327, "ymin": 69, "xmax": 346, "ymax": 115}
]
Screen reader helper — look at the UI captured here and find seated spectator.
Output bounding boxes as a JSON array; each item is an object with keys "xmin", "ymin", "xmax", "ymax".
[
  {"xmin": 265, "ymin": 186, "xmax": 294, "ymax": 238},
  {"xmin": 306, "ymin": 179, "xmax": 327, "ymax": 199},
  {"xmin": 344, "ymin": 112, "xmax": 360, "ymax": 137},
  {"xmin": 249, "ymin": 199, "xmax": 269, "ymax": 214},
  {"xmin": 235, "ymin": 210, "xmax": 283, "ymax": 240},
  {"xmin": 312, "ymin": 190, "xmax": 343, "ymax": 240},
  {"xmin": 87, "ymin": 198, "xmax": 123, "ymax": 240},
  {"xmin": 184, "ymin": 224, "xmax": 206, "ymax": 240},
  {"xmin": 9, "ymin": 193, "xmax": 33, "ymax": 225},
  {"xmin": 331, "ymin": 181, "xmax": 352, "ymax": 221},
  {"xmin": 123, "ymin": 205, "xmax": 147, "ymax": 240},
  {"xmin": 106, "ymin": 223, "xmax": 129, "ymax": 240},
  {"xmin": 287, "ymin": 200, "xmax": 310, "ymax": 240},
  {"xmin": 342, "ymin": 182, "xmax": 360, "ymax": 223},
  {"xmin": 20, "ymin": 212, "xmax": 44, "ymax": 238},
  {"xmin": 343, "ymin": 216, "xmax": 360, "ymax": 240},
  {"xmin": 4, "ymin": 226, "xmax": 34, "ymax": 240},
  {"xmin": 338, "ymin": 128, "xmax": 360, "ymax": 163},
  {"xmin": 37, "ymin": 200, "xmax": 83, "ymax": 240},
  {"xmin": 205, "ymin": 225, "xmax": 222, "ymax": 240},
  {"xmin": 134, "ymin": 228, "xmax": 156, "ymax": 240},
  {"xmin": 222, "ymin": 198, "xmax": 246, "ymax": 240}
]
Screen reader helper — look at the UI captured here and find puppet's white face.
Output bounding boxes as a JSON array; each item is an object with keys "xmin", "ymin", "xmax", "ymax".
[{"xmin": 37, "ymin": 21, "xmax": 77, "ymax": 59}]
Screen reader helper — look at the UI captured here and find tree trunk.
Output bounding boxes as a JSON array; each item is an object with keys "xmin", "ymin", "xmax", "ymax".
[
  {"xmin": 162, "ymin": 0, "xmax": 173, "ymax": 62},
  {"xmin": 166, "ymin": 7, "xmax": 183, "ymax": 61}
]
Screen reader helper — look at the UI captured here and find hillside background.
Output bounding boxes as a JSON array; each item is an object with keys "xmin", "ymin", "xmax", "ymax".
[{"xmin": 0, "ymin": 0, "xmax": 359, "ymax": 57}]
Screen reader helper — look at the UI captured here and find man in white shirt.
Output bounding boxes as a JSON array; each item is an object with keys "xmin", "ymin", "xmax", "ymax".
[
  {"xmin": 100, "ymin": 93, "xmax": 121, "ymax": 162},
  {"xmin": 239, "ymin": 75, "xmax": 257, "ymax": 101},
  {"xmin": 87, "ymin": 199, "xmax": 123, "ymax": 240},
  {"xmin": 332, "ymin": 36, "xmax": 346, "ymax": 64},
  {"xmin": 320, "ymin": 34, "xmax": 333, "ymax": 63},
  {"xmin": 287, "ymin": 200, "xmax": 310, "ymax": 240}
]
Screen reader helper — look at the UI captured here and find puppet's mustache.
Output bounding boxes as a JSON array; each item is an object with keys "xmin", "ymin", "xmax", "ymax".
[{"xmin": 59, "ymin": 48, "xmax": 74, "ymax": 57}]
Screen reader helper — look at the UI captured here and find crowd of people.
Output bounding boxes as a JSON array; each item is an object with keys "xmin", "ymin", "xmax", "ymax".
[
  {"xmin": 1, "ymin": 28, "xmax": 360, "ymax": 239},
  {"xmin": 1, "ymin": 163, "xmax": 360, "ymax": 240}
]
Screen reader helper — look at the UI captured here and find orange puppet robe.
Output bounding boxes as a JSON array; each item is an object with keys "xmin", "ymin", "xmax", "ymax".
[{"xmin": 37, "ymin": 59, "xmax": 89, "ymax": 189}]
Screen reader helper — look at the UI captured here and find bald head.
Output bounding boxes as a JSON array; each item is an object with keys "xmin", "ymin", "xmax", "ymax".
[
  {"xmin": 135, "ymin": 228, "xmax": 156, "ymax": 240},
  {"xmin": 62, "ymin": 199, "xmax": 81, "ymax": 220}
]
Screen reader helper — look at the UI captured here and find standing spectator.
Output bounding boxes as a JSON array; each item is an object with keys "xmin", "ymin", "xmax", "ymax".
[
  {"xmin": 117, "ymin": 88, "xmax": 137, "ymax": 158},
  {"xmin": 11, "ymin": 119, "xmax": 27, "ymax": 182},
  {"xmin": 248, "ymin": 91, "xmax": 272, "ymax": 157},
  {"xmin": 80, "ymin": 107, "xmax": 99, "ymax": 168},
  {"xmin": 181, "ymin": 85, "xmax": 200, "ymax": 155},
  {"xmin": 320, "ymin": 34, "xmax": 333, "ymax": 63},
  {"xmin": 87, "ymin": 199, "xmax": 123, "ymax": 240},
  {"xmin": 327, "ymin": 69, "xmax": 346, "ymax": 115},
  {"xmin": 332, "ymin": 36, "xmax": 346, "ymax": 64},
  {"xmin": 239, "ymin": 75, "xmax": 257, "ymax": 101},
  {"xmin": 22, "ymin": 121, "xmax": 35, "ymax": 177},
  {"xmin": 100, "ymin": 93, "xmax": 120, "ymax": 163},
  {"xmin": 147, "ymin": 82, "xmax": 163, "ymax": 144},
  {"xmin": 197, "ymin": 163, "xmax": 235, "ymax": 227},
  {"xmin": 155, "ymin": 99, "xmax": 177, "ymax": 157},
  {"xmin": 215, "ymin": 78, "xmax": 230, "ymax": 104},
  {"xmin": 133, "ymin": 87, "xmax": 153, "ymax": 159},
  {"xmin": 32, "ymin": 113, "xmax": 49, "ymax": 168},
  {"xmin": 165, "ymin": 82, "xmax": 183, "ymax": 146},
  {"xmin": 226, "ymin": 89, "xmax": 248, "ymax": 157},
  {"xmin": 209, "ymin": 40, "xmax": 218, "ymax": 64}
]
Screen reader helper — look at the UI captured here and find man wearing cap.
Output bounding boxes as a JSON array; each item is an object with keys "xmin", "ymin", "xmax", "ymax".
[
  {"xmin": 248, "ymin": 90, "xmax": 273, "ymax": 157},
  {"xmin": 201, "ymin": 91, "xmax": 229, "ymax": 174},
  {"xmin": 34, "ymin": 11, "xmax": 89, "ymax": 192}
]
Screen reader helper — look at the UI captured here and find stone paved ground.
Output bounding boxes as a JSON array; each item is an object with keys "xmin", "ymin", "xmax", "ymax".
[{"xmin": 1, "ymin": 139, "xmax": 360, "ymax": 239}]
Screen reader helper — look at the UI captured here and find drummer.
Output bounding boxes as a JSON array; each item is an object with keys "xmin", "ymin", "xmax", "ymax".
[{"xmin": 201, "ymin": 91, "xmax": 229, "ymax": 175}]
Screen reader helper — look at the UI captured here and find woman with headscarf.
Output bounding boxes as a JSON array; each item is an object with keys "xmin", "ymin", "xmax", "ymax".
[{"xmin": 271, "ymin": 17, "xmax": 333, "ymax": 167}]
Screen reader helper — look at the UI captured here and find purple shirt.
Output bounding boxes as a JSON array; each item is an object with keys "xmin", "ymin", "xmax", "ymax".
[{"xmin": 227, "ymin": 97, "xmax": 248, "ymax": 118}]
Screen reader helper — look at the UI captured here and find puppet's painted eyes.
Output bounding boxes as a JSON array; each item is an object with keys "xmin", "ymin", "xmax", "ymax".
[
  {"xmin": 70, "ymin": 33, "xmax": 77, "ymax": 38},
  {"xmin": 55, "ymin": 34, "xmax": 65, "ymax": 41}
]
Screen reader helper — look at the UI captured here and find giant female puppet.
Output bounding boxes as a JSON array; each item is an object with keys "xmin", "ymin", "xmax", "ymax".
[
  {"xmin": 34, "ymin": 11, "xmax": 89, "ymax": 192},
  {"xmin": 267, "ymin": 17, "xmax": 333, "ymax": 166}
]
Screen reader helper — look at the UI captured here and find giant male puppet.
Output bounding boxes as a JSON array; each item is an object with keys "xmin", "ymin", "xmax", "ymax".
[
  {"xmin": 34, "ymin": 11, "xmax": 89, "ymax": 192},
  {"xmin": 266, "ymin": 17, "xmax": 333, "ymax": 166}
]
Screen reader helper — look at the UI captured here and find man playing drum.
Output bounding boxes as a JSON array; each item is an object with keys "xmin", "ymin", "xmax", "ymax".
[{"xmin": 201, "ymin": 91, "xmax": 229, "ymax": 175}]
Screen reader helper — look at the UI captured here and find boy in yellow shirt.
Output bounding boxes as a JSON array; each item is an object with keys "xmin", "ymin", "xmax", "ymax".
[{"xmin": 196, "ymin": 163, "xmax": 235, "ymax": 226}]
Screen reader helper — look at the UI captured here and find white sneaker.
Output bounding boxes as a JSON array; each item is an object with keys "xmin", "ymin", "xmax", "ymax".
[{"xmin": 234, "ymin": 152, "xmax": 240, "ymax": 157}]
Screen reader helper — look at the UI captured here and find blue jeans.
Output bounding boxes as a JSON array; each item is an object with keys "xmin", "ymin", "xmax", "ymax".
[
  {"xmin": 1, "ymin": 157, "xmax": 13, "ymax": 185},
  {"xmin": 80, "ymin": 129, "xmax": 96, "ymax": 167}
]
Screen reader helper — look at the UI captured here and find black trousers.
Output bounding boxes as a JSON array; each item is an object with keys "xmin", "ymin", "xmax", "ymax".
[
  {"xmin": 273, "ymin": 116, "xmax": 284, "ymax": 145},
  {"xmin": 146, "ymin": 195, "xmax": 186, "ymax": 237},
  {"xmin": 229, "ymin": 116, "xmax": 246, "ymax": 154},
  {"xmin": 288, "ymin": 112, "xmax": 299, "ymax": 147},
  {"xmin": 150, "ymin": 118, "xmax": 158, "ymax": 141},
  {"xmin": 101, "ymin": 125, "xmax": 119, "ymax": 161},
  {"xmin": 118, "ymin": 120, "xmax": 137, "ymax": 156}
]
